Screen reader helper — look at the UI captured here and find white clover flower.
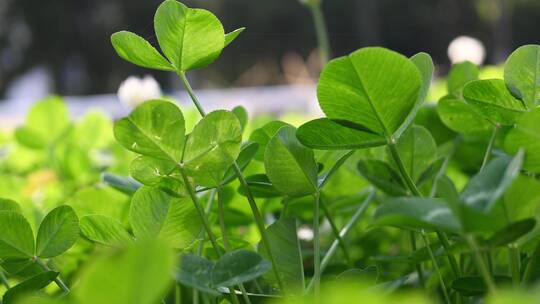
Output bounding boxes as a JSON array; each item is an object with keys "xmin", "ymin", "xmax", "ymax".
[
  {"xmin": 297, "ymin": 226, "xmax": 314, "ymax": 241},
  {"xmin": 117, "ymin": 75, "xmax": 162, "ymax": 109},
  {"xmin": 447, "ymin": 36, "xmax": 486, "ymax": 66}
]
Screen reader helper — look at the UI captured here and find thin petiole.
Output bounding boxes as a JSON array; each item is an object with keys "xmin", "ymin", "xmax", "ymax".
[
  {"xmin": 0, "ymin": 271, "xmax": 10, "ymax": 289},
  {"xmin": 312, "ymin": 192, "xmax": 321, "ymax": 296},
  {"xmin": 305, "ymin": 0, "xmax": 331, "ymax": 64},
  {"xmin": 34, "ymin": 258, "xmax": 70, "ymax": 294},
  {"xmin": 465, "ymin": 235, "xmax": 497, "ymax": 294},
  {"xmin": 420, "ymin": 231, "xmax": 451, "ymax": 304},
  {"xmin": 409, "ymin": 231, "xmax": 425, "ymax": 288},
  {"xmin": 179, "ymin": 166, "xmax": 222, "ymax": 257},
  {"xmin": 509, "ymin": 243, "xmax": 521, "ymax": 287},
  {"xmin": 177, "ymin": 72, "xmax": 287, "ymax": 292},
  {"xmin": 306, "ymin": 189, "xmax": 375, "ymax": 292},
  {"xmin": 320, "ymin": 195, "xmax": 352, "ymax": 265},
  {"xmin": 480, "ymin": 126, "xmax": 499, "ymax": 172}
]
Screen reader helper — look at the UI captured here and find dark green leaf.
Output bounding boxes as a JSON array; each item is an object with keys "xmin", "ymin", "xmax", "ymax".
[
  {"xmin": 297, "ymin": 118, "xmax": 386, "ymax": 150},
  {"xmin": 237, "ymin": 174, "xmax": 281, "ymax": 198},
  {"xmin": 451, "ymin": 275, "xmax": 511, "ymax": 296},
  {"xmin": 488, "ymin": 218, "xmax": 536, "ymax": 247},
  {"xmin": 175, "ymin": 254, "xmax": 218, "ymax": 295},
  {"xmin": 212, "ymin": 250, "xmax": 271, "ymax": 287},
  {"xmin": 258, "ymin": 218, "xmax": 304, "ymax": 293},
  {"xmin": 2, "ymin": 271, "xmax": 58, "ymax": 304},
  {"xmin": 265, "ymin": 125, "xmax": 318, "ymax": 197},
  {"xmin": 523, "ymin": 241, "xmax": 540, "ymax": 284},
  {"xmin": 357, "ymin": 159, "xmax": 407, "ymax": 196},
  {"xmin": 221, "ymin": 142, "xmax": 258, "ymax": 186},
  {"xmin": 249, "ymin": 120, "xmax": 291, "ymax": 161},
  {"xmin": 373, "ymin": 197, "xmax": 461, "ymax": 233},
  {"xmin": 460, "ymin": 152, "xmax": 524, "ymax": 213},
  {"xmin": 387, "ymin": 125, "xmax": 437, "ymax": 182}
]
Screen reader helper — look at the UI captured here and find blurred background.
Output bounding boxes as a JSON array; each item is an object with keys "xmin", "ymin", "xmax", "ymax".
[{"xmin": 0, "ymin": 0, "xmax": 539, "ymax": 104}]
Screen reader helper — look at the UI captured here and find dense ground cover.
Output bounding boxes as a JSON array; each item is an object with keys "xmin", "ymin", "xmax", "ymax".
[{"xmin": 1, "ymin": 1, "xmax": 540, "ymax": 303}]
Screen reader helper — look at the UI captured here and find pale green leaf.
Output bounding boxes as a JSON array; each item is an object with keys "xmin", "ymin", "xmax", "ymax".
[
  {"xmin": 154, "ymin": 0, "xmax": 225, "ymax": 71},
  {"xmin": 80, "ymin": 215, "xmax": 133, "ymax": 247},
  {"xmin": 111, "ymin": 31, "xmax": 174, "ymax": 71},
  {"xmin": 36, "ymin": 205, "xmax": 79, "ymax": 258}
]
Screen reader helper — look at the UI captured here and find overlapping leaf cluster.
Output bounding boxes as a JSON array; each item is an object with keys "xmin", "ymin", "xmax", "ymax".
[{"xmin": 1, "ymin": 1, "xmax": 540, "ymax": 303}]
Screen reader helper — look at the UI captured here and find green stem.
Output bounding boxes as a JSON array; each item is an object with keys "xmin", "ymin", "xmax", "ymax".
[
  {"xmin": 480, "ymin": 126, "xmax": 499, "ymax": 172},
  {"xmin": 178, "ymin": 71, "xmax": 206, "ymax": 116},
  {"xmin": 509, "ymin": 244, "xmax": 520, "ymax": 286},
  {"xmin": 420, "ymin": 231, "xmax": 451, "ymax": 304},
  {"xmin": 179, "ymin": 166, "xmax": 221, "ymax": 257},
  {"xmin": 194, "ymin": 191, "xmax": 216, "ymax": 304},
  {"xmin": 177, "ymin": 72, "xmax": 286, "ymax": 293},
  {"xmin": 387, "ymin": 140, "xmax": 461, "ymax": 278},
  {"xmin": 306, "ymin": 189, "xmax": 375, "ymax": 292},
  {"xmin": 409, "ymin": 231, "xmax": 425, "ymax": 288},
  {"xmin": 320, "ymin": 195, "xmax": 352, "ymax": 265},
  {"xmin": 217, "ymin": 188, "xmax": 252, "ymax": 304},
  {"xmin": 34, "ymin": 258, "xmax": 70, "ymax": 294},
  {"xmin": 312, "ymin": 192, "xmax": 321, "ymax": 296},
  {"xmin": 217, "ymin": 188, "xmax": 231, "ymax": 250},
  {"xmin": 175, "ymin": 284, "xmax": 181, "ymax": 304},
  {"xmin": 0, "ymin": 270, "xmax": 10, "ymax": 289},
  {"xmin": 232, "ymin": 164, "xmax": 286, "ymax": 292},
  {"xmin": 306, "ymin": 1, "xmax": 331, "ymax": 64},
  {"xmin": 465, "ymin": 235, "xmax": 497, "ymax": 294}
]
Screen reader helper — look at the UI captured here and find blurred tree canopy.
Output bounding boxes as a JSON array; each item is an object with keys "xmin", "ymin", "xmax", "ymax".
[{"xmin": 0, "ymin": 0, "xmax": 539, "ymax": 97}]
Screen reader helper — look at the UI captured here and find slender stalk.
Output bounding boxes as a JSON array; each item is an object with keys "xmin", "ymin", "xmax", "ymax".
[
  {"xmin": 420, "ymin": 231, "xmax": 451, "ymax": 304},
  {"xmin": 217, "ymin": 188, "xmax": 231, "ymax": 250},
  {"xmin": 177, "ymin": 71, "xmax": 206, "ymax": 116},
  {"xmin": 320, "ymin": 195, "xmax": 351, "ymax": 265},
  {"xmin": 179, "ymin": 166, "xmax": 221, "ymax": 256},
  {"xmin": 409, "ymin": 231, "xmax": 425, "ymax": 288},
  {"xmin": 175, "ymin": 285, "xmax": 181, "ymax": 304},
  {"xmin": 177, "ymin": 72, "xmax": 286, "ymax": 292},
  {"xmin": 312, "ymin": 192, "xmax": 321, "ymax": 296},
  {"xmin": 306, "ymin": 0, "xmax": 331, "ymax": 64},
  {"xmin": 387, "ymin": 140, "xmax": 461, "ymax": 278},
  {"xmin": 0, "ymin": 270, "xmax": 10, "ymax": 289},
  {"xmin": 509, "ymin": 244, "xmax": 520, "ymax": 286},
  {"xmin": 34, "ymin": 258, "xmax": 70, "ymax": 294},
  {"xmin": 306, "ymin": 189, "xmax": 375, "ymax": 292},
  {"xmin": 217, "ymin": 188, "xmax": 252, "ymax": 304},
  {"xmin": 480, "ymin": 126, "xmax": 499, "ymax": 172},
  {"xmin": 465, "ymin": 235, "xmax": 497, "ymax": 294},
  {"xmin": 194, "ymin": 191, "xmax": 217, "ymax": 304}
]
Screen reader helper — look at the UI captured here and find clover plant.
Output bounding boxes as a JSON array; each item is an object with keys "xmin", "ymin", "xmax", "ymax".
[{"xmin": 0, "ymin": 1, "xmax": 540, "ymax": 303}]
